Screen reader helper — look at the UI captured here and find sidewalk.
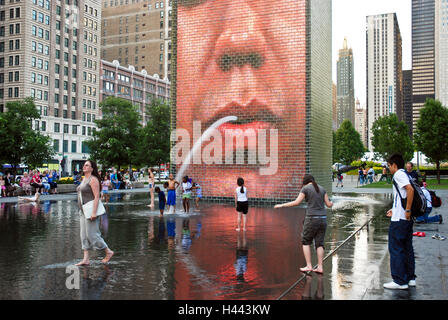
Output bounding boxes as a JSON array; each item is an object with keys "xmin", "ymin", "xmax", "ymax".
[{"xmin": 334, "ymin": 174, "xmax": 448, "ymax": 300}]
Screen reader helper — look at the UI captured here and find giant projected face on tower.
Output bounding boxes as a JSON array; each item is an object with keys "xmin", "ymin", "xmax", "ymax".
[{"xmin": 174, "ymin": 0, "xmax": 307, "ymax": 200}]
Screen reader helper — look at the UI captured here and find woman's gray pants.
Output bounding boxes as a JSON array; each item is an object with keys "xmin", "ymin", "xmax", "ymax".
[{"xmin": 79, "ymin": 211, "xmax": 108, "ymax": 251}]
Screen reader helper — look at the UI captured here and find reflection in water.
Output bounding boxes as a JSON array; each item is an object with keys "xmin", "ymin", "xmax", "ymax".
[
  {"xmin": 0, "ymin": 192, "xmax": 395, "ymax": 300},
  {"xmin": 100, "ymin": 212, "xmax": 109, "ymax": 236},
  {"xmin": 235, "ymin": 231, "xmax": 248, "ymax": 283},
  {"xmin": 80, "ymin": 265, "xmax": 113, "ymax": 300},
  {"xmin": 167, "ymin": 217, "xmax": 176, "ymax": 250},
  {"xmin": 301, "ymin": 274, "xmax": 324, "ymax": 300},
  {"xmin": 182, "ymin": 219, "xmax": 195, "ymax": 252},
  {"xmin": 158, "ymin": 217, "xmax": 166, "ymax": 243}
]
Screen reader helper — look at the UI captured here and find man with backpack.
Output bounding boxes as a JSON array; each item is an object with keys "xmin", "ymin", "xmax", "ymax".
[
  {"xmin": 384, "ymin": 154, "xmax": 416, "ymax": 290},
  {"xmin": 415, "ymin": 181, "xmax": 443, "ymax": 224}
]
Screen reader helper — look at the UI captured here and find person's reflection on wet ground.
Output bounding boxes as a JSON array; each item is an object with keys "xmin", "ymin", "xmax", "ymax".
[
  {"xmin": 301, "ymin": 274, "xmax": 324, "ymax": 300},
  {"xmin": 108, "ymin": 193, "xmax": 123, "ymax": 203},
  {"xmin": 235, "ymin": 231, "xmax": 248, "ymax": 283},
  {"xmin": 195, "ymin": 219, "xmax": 202, "ymax": 239},
  {"xmin": 80, "ymin": 265, "xmax": 113, "ymax": 300},
  {"xmin": 0, "ymin": 202, "xmax": 16, "ymax": 219},
  {"xmin": 182, "ymin": 219, "xmax": 196, "ymax": 252},
  {"xmin": 148, "ymin": 216, "xmax": 154, "ymax": 243},
  {"xmin": 167, "ymin": 217, "xmax": 176, "ymax": 250},
  {"xmin": 158, "ymin": 216, "xmax": 166, "ymax": 244},
  {"xmin": 100, "ymin": 212, "xmax": 109, "ymax": 236},
  {"xmin": 43, "ymin": 200, "xmax": 51, "ymax": 214},
  {"xmin": 382, "ymin": 285, "xmax": 417, "ymax": 300}
]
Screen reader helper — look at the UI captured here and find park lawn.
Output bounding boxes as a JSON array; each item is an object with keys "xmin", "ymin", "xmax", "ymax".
[{"xmin": 360, "ymin": 179, "xmax": 448, "ymax": 190}]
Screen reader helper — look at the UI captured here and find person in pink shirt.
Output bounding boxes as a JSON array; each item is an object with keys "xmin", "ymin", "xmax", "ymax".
[{"xmin": 20, "ymin": 172, "xmax": 32, "ymax": 195}]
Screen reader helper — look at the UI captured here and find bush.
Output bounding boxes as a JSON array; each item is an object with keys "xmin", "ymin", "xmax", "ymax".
[
  {"xmin": 56, "ymin": 177, "xmax": 74, "ymax": 184},
  {"xmin": 351, "ymin": 160, "xmax": 383, "ymax": 168}
]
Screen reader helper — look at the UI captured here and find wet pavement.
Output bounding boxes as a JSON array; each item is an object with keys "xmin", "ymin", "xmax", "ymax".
[{"xmin": 0, "ymin": 189, "xmax": 446, "ymax": 300}]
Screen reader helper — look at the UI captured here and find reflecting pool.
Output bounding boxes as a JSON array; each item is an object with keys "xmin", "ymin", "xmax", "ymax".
[{"xmin": 0, "ymin": 192, "xmax": 393, "ymax": 300}]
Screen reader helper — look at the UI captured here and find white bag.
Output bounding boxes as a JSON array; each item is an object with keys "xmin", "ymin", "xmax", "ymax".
[{"xmin": 80, "ymin": 192, "xmax": 106, "ymax": 219}]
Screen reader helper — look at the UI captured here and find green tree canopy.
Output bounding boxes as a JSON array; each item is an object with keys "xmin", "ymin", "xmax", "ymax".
[
  {"xmin": 371, "ymin": 113, "xmax": 414, "ymax": 163},
  {"xmin": 138, "ymin": 99, "xmax": 171, "ymax": 169},
  {"xmin": 333, "ymin": 120, "xmax": 366, "ymax": 165},
  {"xmin": 414, "ymin": 98, "xmax": 448, "ymax": 184},
  {"xmin": 0, "ymin": 97, "xmax": 54, "ymax": 175},
  {"xmin": 86, "ymin": 97, "xmax": 143, "ymax": 170}
]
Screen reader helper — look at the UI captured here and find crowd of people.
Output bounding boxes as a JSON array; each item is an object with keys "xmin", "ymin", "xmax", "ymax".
[
  {"xmin": 358, "ymin": 166, "xmax": 378, "ymax": 185},
  {"xmin": 0, "ymin": 169, "xmax": 59, "ymax": 197}
]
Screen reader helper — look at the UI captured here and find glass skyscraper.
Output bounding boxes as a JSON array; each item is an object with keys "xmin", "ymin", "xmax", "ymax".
[{"xmin": 412, "ymin": 0, "xmax": 436, "ymax": 131}]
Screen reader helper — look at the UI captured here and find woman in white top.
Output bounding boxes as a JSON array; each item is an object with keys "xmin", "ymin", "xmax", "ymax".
[{"xmin": 235, "ymin": 177, "xmax": 248, "ymax": 232}]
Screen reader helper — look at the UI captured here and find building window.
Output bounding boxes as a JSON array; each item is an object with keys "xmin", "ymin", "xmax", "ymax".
[{"xmin": 53, "ymin": 139, "xmax": 59, "ymax": 152}]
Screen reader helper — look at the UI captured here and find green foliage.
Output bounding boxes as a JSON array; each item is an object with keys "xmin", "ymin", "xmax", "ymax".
[
  {"xmin": 333, "ymin": 120, "xmax": 366, "ymax": 165},
  {"xmin": 414, "ymin": 98, "xmax": 448, "ymax": 184},
  {"xmin": 0, "ymin": 97, "xmax": 54, "ymax": 173},
  {"xmin": 350, "ymin": 160, "xmax": 383, "ymax": 168},
  {"xmin": 86, "ymin": 97, "xmax": 143, "ymax": 169},
  {"xmin": 371, "ymin": 113, "xmax": 414, "ymax": 162},
  {"xmin": 138, "ymin": 99, "xmax": 171, "ymax": 167}
]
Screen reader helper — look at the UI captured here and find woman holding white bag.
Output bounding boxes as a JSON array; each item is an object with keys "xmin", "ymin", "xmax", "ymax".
[{"xmin": 75, "ymin": 160, "xmax": 114, "ymax": 266}]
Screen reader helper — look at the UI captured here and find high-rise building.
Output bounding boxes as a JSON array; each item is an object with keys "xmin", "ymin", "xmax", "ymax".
[
  {"xmin": 435, "ymin": 0, "xmax": 448, "ymax": 106},
  {"xmin": 336, "ymin": 37, "xmax": 355, "ymax": 128},
  {"xmin": 412, "ymin": 0, "xmax": 435, "ymax": 131},
  {"xmin": 101, "ymin": 0, "xmax": 172, "ymax": 81},
  {"xmin": 402, "ymin": 70, "xmax": 413, "ymax": 137},
  {"xmin": 354, "ymin": 99, "xmax": 367, "ymax": 147},
  {"xmin": 366, "ymin": 13, "xmax": 403, "ymax": 150},
  {"xmin": 100, "ymin": 59, "xmax": 170, "ymax": 126},
  {"xmin": 0, "ymin": 0, "xmax": 102, "ymax": 175}
]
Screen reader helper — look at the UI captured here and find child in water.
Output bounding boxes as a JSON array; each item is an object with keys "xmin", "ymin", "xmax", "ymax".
[
  {"xmin": 235, "ymin": 177, "xmax": 249, "ymax": 232},
  {"xmin": 192, "ymin": 182, "xmax": 202, "ymax": 210},
  {"xmin": 182, "ymin": 176, "xmax": 192, "ymax": 213},
  {"xmin": 155, "ymin": 186, "xmax": 166, "ymax": 216},
  {"xmin": 167, "ymin": 174, "xmax": 180, "ymax": 213}
]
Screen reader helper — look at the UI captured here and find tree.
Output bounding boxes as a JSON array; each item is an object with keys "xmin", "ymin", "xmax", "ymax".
[
  {"xmin": 333, "ymin": 120, "xmax": 366, "ymax": 165},
  {"xmin": 371, "ymin": 114, "xmax": 414, "ymax": 163},
  {"xmin": 414, "ymin": 98, "xmax": 448, "ymax": 184},
  {"xmin": 86, "ymin": 97, "xmax": 142, "ymax": 170},
  {"xmin": 0, "ymin": 97, "xmax": 54, "ymax": 176},
  {"xmin": 138, "ymin": 99, "xmax": 171, "ymax": 172}
]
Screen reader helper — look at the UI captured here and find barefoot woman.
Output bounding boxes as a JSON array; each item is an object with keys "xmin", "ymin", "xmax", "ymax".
[
  {"xmin": 274, "ymin": 175, "xmax": 333, "ymax": 274},
  {"xmin": 76, "ymin": 160, "xmax": 114, "ymax": 266}
]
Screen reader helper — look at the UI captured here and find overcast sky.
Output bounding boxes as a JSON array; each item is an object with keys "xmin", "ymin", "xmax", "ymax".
[{"xmin": 332, "ymin": 0, "xmax": 412, "ymax": 107}]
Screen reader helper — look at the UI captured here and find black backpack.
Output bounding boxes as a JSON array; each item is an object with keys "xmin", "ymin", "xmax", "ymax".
[
  {"xmin": 393, "ymin": 171, "xmax": 427, "ymax": 218},
  {"xmin": 428, "ymin": 190, "xmax": 442, "ymax": 208}
]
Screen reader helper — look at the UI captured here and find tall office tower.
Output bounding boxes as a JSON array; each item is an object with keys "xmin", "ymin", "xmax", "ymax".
[
  {"xmin": 366, "ymin": 13, "xmax": 403, "ymax": 151},
  {"xmin": 0, "ymin": 0, "xmax": 102, "ymax": 175},
  {"xmin": 332, "ymin": 82, "xmax": 337, "ymax": 131},
  {"xmin": 336, "ymin": 37, "xmax": 355, "ymax": 128},
  {"xmin": 402, "ymin": 70, "xmax": 413, "ymax": 137},
  {"xmin": 101, "ymin": 0, "xmax": 172, "ymax": 81},
  {"xmin": 435, "ymin": 0, "xmax": 448, "ymax": 106},
  {"xmin": 412, "ymin": 0, "xmax": 435, "ymax": 131},
  {"xmin": 354, "ymin": 99, "xmax": 367, "ymax": 147}
]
